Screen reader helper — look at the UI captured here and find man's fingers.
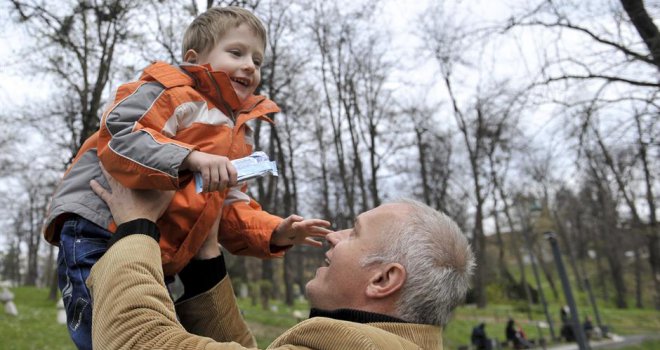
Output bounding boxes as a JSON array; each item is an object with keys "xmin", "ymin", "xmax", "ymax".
[
  {"xmin": 98, "ymin": 163, "xmax": 119, "ymax": 192},
  {"xmin": 99, "ymin": 163, "xmax": 111, "ymax": 182},
  {"xmin": 89, "ymin": 179, "xmax": 109, "ymax": 203}
]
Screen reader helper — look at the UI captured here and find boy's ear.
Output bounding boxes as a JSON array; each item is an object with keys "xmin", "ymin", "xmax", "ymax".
[{"xmin": 184, "ymin": 49, "xmax": 198, "ymax": 64}]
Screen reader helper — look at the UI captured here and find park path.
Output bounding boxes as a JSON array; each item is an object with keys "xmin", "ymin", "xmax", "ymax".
[{"xmin": 544, "ymin": 334, "xmax": 658, "ymax": 350}]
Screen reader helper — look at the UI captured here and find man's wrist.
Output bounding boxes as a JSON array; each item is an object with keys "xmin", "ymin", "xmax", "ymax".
[
  {"xmin": 109, "ymin": 218, "xmax": 160, "ymax": 248},
  {"xmin": 178, "ymin": 254, "xmax": 227, "ymax": 302}
]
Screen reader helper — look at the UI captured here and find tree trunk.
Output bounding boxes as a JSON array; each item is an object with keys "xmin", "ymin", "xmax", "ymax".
[
  {"xmin": 46, "ymin": 245, "xmax": 58, "ymax": 301},
  {"xmin": 554, "ymin": 214, "xmax": 583, "ymax": 291},
  {"xmin": 535, "ymin": 245, "xmax": 559, "ymax": 300},
  {"xmin": 283, "ymin": 253, "xmax": 295, "ymax": 306},
  {"xmin": 596, "ymin": 249, "xmax": 609, "ymax": 302},
  {"xmin": 606, "ymin": 251, "xmax": 628, "ymax": 308},
  {"xmin": 473, "ymin": 193, "xmax": 487, "ymax": 308},
  {"xmin": 415, "ymin": 125, "xmax": 431, "ymax": 205},
  {"xmin": 261, "ymin": 259, "xmax": 274, "ymax": 310},
  {"xmin": 634, "ymin": 246, "xmax": 643, "ymax": 308},
  {"xmin": 620, "ymin": 0, "xmax": 660, "ymax": 70},
  {"xmin": 634, "ymin": 114, "xmax": 660, "ymax": 310}
]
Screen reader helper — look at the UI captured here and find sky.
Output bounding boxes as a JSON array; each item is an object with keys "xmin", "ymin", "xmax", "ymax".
[
  {"xmin": 0, "ymin": 0, "xmax": 655, "ymax": 231},
  {"xmin": 0, "ymin": 0, "xmax": 597, "ymax": 212}
]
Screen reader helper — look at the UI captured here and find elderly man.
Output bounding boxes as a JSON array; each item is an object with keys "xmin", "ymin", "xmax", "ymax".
[{"xmin": 87, "ymin": 168, "xmax": 475, "ymax": 349}]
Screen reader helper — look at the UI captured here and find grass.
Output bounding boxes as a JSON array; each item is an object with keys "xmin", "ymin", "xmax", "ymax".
[
  {"xmin": 1, "ymin": 286, "xmax": 658, "ymax": 350},
  {"xmin": 0, "ymin": 287, "xmax": 75, "ymax": 350},
  {"xmin": 446, "ymin": 303, "xmax": 660, "ymax": 350},
  {"xmin": 618, "ymin": 339, "xmax": 660, "ymax": 350}
]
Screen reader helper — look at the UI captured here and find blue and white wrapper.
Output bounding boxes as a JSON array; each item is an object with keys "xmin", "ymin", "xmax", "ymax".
[{"xmin": 194, "ymin": 151, "xmax": 278, "ymax": 193}]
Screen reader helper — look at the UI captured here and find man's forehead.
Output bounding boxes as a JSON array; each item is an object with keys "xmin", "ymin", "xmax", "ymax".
[{"xmin": 359, "ymin": 203, "xmax": 411, "ymax": 223}]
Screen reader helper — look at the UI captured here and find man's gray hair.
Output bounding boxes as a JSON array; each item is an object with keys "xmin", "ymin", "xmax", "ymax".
[{"xmin": 361, "ymin": 199, "xmax": 475, "ymax": 326}]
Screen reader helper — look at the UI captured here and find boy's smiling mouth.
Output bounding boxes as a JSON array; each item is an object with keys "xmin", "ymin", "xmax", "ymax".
[{"xmin": 231, "ymin": 77, "xmax": 250, "ymax": 87}]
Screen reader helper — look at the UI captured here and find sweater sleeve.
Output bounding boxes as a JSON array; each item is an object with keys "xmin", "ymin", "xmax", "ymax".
[
  {"xmin": 218, "ymin": 185, "xmax": 286, "ymax": 258},
  {"xmin": 97, "ymin": 82, "xmax": 196, "ymax": 190},
  {"xmin": 87, "ymin": 234, "xmax": 252, "ymax": 350},
  {"xmin": 176, "ymin": 268, "xmax": 257, "ymax": 347}
]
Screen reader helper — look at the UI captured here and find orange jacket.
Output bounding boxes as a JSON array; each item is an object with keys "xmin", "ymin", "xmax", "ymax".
[{"xmin": 44, "ymin": 61, "xmax": 285, "ymax": 275}]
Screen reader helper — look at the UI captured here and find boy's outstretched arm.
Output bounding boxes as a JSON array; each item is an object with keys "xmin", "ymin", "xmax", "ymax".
[
  {"xmin": 271, "ymin": 215, "xmax": 332, "ymax": 247},
  {"xmin": 218, "ymin": 185, "xmax": 331, "ymax": 257}
]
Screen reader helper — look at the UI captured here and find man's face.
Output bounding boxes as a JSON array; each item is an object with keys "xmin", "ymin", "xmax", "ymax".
[
  {"xmin": 196, "ymin": 24, "xmax": 264, "ymax": 102},
  {"xmin": 305, "ymin": 204, "xmax": 407, "ymax": 310}
]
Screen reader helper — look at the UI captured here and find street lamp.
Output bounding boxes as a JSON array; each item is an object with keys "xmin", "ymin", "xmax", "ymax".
[
  {"xmin": 521, "ymin": 228, "xmax": 556, "ymax": 342},
  {"xmin": 525, "ymin": 204, "xmax": 557, "ymax": 343},
  {"xmin": 545, "ymin": 231, "xmax": 590, "ymax": 350}
]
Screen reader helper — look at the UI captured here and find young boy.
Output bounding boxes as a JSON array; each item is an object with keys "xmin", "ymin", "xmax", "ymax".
[{"xmin": 43, "ymin": 7, "xmax": 330, "ymax": 350}]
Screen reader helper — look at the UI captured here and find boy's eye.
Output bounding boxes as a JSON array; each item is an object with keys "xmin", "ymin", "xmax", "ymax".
[
  {"xmin": 253, "ymin": 59, "xmax": 262, "ymax": 67},
  {"xmin": 229, "ymin": 50, "xmax": 241, "ymax": 56}
]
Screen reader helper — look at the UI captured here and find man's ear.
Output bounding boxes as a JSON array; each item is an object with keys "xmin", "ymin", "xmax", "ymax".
[
  {"xmin": 184, "ymin": 49, "xmax": 199, "ymax": 64},
  {"xmin": 366, "ymin": 263, "xmax": 406, "ymax": 299}
]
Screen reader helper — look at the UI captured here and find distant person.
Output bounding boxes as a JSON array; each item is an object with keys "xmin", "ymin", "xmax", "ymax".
[
  {"xmin": 560, "ymin": 306, "xmax": 575, "ymax": 342},
  {"xmin": 87, "ymin": 170, "xmax": 476, "ymax": 349},
  {"xmin": 560, "ymin": 305, "xmax": 570, "ymax": 323},
  {"xmin": 583, "ymin": 315, "xmax": 594, "ymax": 339},
  {"xmin": 471, "ymin": 323, "xmax": 492, "ymax": 350},
  {"xmin": 43, "ymin": 6, "xmax": 330, "ymax": 350},
  {"xmin": 506, "ymin": 319, "xmax": 532, "ymax": 349}
]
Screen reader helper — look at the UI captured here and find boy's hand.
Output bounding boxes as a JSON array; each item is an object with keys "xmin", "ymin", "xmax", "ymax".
[
  {"xmin": 183, "ymin": 151, "xmax": 237, "ymax": 192},
  {"xmin": 271, "ymin": 215, "xmax": 332, "ymax": 247}
]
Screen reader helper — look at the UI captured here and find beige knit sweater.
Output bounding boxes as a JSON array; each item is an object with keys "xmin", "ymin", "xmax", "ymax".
[{"xmin": 88, "ymin": 235, "xmax": 444, "ymax": 350}]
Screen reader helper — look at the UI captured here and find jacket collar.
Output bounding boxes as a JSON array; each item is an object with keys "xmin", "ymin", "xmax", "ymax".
[
  {"xmin": 141, "ymin": 61, "xmax": 278, "ymax": 120},
  {"xmin": 179, "ymin": 63, "xmax": 240, "ymax": 116},
  {"xmin": 309, "ymin": 308, "xmax": 408, "ymax": 324}
]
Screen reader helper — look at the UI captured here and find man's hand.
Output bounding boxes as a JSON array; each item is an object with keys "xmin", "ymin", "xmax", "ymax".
[
  {"xmin": 271, "ymin": 215, "xmax": 332, "ymax": 247},
  {"xmin": 90, "ymin": 164, "xmax": 175, "ymax": 225},
  {"xmin": 182, "ymin": 151, "xmax": 237, "ymax": 192}
]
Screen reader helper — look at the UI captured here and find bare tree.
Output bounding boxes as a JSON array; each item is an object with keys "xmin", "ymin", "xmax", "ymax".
[
  {"xmin": 9, "ymin": 0, "xmax": 142, "ymax": 155},
  {"xmin": 22, "ymin": 175, "xmax": 55, "ymax": 286},
  {"xmin": 309, "ymin": 1, "xmax": 388, "ymax": 221},
  {"xmin": 506, "ymin": 0, "xmax": 660, "ymax": 309},
  {"xmin": 584, "ymin": 148, "xmax": 628, "ymax": 308},
  {"xmin": 420, "ymin": 1, "xmax": 502, "ymax": 307}
]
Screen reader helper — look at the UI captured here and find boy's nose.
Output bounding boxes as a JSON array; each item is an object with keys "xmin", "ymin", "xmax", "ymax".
[{"xmin": 242, "ymin": 59, "xmax": 255, "ymax": 72}]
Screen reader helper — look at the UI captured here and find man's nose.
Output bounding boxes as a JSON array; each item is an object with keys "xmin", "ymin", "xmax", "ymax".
[{"xmin": 325, "ymin": 229, "xmax": 349, "ymax": 247}]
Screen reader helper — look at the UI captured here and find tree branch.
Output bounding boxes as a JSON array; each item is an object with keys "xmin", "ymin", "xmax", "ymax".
[{"xmin": 620, "ymin": 0, "xmax": 660, "ymax": 70}]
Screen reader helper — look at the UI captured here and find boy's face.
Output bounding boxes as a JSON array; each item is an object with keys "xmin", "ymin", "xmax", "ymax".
[{"xmin": 194, "ymin": 24, "xmax": 265, "ymax": 102}]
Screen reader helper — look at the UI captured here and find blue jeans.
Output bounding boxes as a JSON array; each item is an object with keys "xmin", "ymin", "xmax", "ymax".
[{"xmin": 57, "ymin": 216, "xmax": 111, "ymax": 350}]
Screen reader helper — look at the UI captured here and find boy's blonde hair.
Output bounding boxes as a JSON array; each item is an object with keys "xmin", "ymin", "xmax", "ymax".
[{"xmin": 182, "ymin": 6, "xmax": 267, "ymax": 60}]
